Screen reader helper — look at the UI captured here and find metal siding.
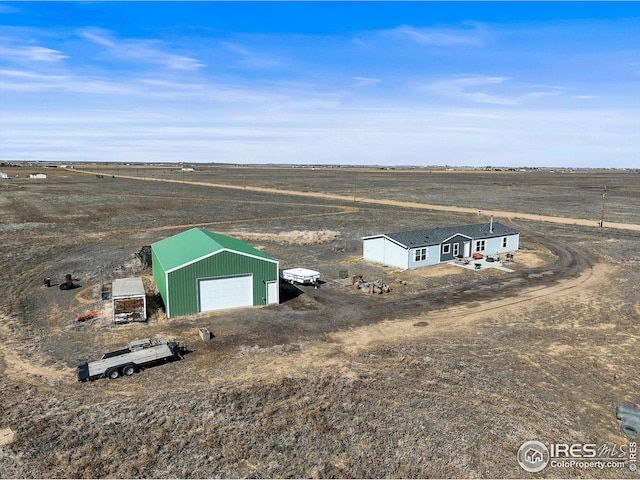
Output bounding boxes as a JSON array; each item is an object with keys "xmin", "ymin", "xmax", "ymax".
[
  {"xmin": 151, "ymin": 249, "xmax": 168, "ymax": 315},
  {"xmin": 166, "ymin": 267, "xmax": 194, "ymax": 318},
  {"xmin": 166, "ymin": 250, "xmax": 278, "ymax": 317}
]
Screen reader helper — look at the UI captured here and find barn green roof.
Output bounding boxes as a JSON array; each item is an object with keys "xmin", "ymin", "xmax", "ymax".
[{"xmin": 151, "ymin": 228, "xmax": 276, "ymax": 272}]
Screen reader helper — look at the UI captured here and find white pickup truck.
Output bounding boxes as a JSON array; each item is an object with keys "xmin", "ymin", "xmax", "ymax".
[{"xmin": 77, "ymin": 338, "xmax": 182, "ymax": 381}]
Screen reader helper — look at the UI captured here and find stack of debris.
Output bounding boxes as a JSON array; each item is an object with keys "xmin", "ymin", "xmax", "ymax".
[
  {"xmin": 352, "ymin": 275, "xmax": 392, "ymax": 294},
  {"xmin": 60, "ymin": 274, "xmax": 79, "ymax": 290},
  {"xmin": 135, "ymin": 246, "xmax": 152, "ymax": 269}
]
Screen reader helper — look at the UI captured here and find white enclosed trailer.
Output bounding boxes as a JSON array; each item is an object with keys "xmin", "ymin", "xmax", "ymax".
[
  {"xmin": 282, "ymin": 268, "xmax": 320, "ymax": 286},
  {"xmin": 77, "ymin": 338, "xmax": 181, "ymax": 381},
  {"xmin": 112, "ymin": 277, "xmax": 147, "ymax": 323}
]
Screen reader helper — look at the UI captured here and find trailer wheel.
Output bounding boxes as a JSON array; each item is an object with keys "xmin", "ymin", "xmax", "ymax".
[
  {"xmin": 122, "ymin": 365, "xmax": 136, "ymax": 376},
  {"xmin": 107, "ymin": 368, "xmax": 120, "ymax": 379}
]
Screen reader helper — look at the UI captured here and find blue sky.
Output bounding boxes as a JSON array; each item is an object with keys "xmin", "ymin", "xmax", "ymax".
[{"xmin": 1, "ymin": 2, "xmax": 639, "ymax": 167}]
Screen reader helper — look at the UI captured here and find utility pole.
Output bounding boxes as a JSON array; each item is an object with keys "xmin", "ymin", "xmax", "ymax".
[{"xmin": 600, "ymin": 186, "xmax": 607, "ymax": 228}]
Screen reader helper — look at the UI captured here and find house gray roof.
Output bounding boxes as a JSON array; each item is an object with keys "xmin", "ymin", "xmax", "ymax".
[{"xmin": 367, "ymin": 221, "xmax": 519, "ymax": 249}]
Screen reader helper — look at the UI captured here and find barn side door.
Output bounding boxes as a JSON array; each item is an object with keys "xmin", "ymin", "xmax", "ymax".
[{"xmin": 266, "ymin": 281, "xmax": 279, "ymax": 305}]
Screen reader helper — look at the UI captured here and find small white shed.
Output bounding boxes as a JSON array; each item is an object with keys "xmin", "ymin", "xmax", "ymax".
[{"xmin": 112, "ymin": 277, "xmax": 147, "ymax": 323}]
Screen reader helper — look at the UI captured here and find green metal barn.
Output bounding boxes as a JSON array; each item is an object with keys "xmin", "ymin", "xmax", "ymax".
[{"xmin": 151, "ymin": 228, "xmax": 279, "ymax": 318}]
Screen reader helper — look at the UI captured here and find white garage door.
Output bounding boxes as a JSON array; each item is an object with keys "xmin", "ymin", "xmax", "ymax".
[{"xmin": 198, "ymin": 275, "xmax": 253, "ymax": 313}]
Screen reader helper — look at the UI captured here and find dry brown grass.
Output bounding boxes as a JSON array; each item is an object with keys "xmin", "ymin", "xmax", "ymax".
[
  {"xmin": 1, "ymin": 166, "xmax": 639, "ymax": 479},
  {"xmin": 228, "ymin": 229, "xmax": 340, "ymax": 245}
]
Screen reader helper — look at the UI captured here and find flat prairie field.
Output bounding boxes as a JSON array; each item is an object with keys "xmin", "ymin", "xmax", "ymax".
[{"xmin": 0, "ymin": 164, "xmax": 638, "ymax": 478}]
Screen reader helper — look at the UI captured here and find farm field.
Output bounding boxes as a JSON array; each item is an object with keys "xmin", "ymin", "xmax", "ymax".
[{"xmin": 0, "ymin": 164, "xmax": 639, "ymax": 478}]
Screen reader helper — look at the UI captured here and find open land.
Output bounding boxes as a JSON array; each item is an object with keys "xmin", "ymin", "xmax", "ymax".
[{"xmin": 0, "ymin": 164, "xmax": 639, "ymax": 478}]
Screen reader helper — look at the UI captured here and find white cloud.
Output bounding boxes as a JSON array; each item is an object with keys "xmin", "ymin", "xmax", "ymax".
[
  {"xmin": 423, "ymin": 75, "xmax": 569, "ymax": 106},
  {"xmin": 2, "ymin": 97, "xmax": 638, "ymax": 167},
  {"xmin": 219, "ymin": 41, "xmax": 284, "ymax": 69},
  {"xmin": 451, "ymin": 75, "xmax": 511, "ymax": 86},
  {"xmin": 0, "ymin": 68, "xmax": 140, "ymax": 95},
  {"xmin": 79, "ymin": 28, "xmax": 205, "ymax": 71},
  {"xmin": 424, "ymin": 75, "xmax": 519, "ymax": 105},
  {"xmin": 0, "ymin": 69, "xmax": 67, "ymax": 92},
  {"xmin": 385, "ymin": 24, "xmax": 484, "ymax": 47},
  {"xmin": 0, "ymin": 68, "xmax": 65, "ymax": 81},
  {"xmin": 1, "ymin": 14, "xmax": 637, "ymax": 168},
  {"xmin": 80, "ymin": 29, "xmax": 115, "ymax": 48},
  {"xmin": 115, "ymin": 42, "xmax": 205, "ymax": 70},
  {"xmin": 525, "ymin": 91, "xmax": 561, "ymax": 99},
  {"xmin": 0, "ymin": 44, "xmax": 68, "ymax": 62}
]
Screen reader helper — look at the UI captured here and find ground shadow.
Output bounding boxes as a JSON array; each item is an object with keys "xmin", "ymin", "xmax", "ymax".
[{"xmin": 279, "ymin": 281, "xmax": 304, "ymax": 303}]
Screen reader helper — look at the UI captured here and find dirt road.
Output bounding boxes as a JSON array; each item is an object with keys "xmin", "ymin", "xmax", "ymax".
[{"xmin": 72, "ymin": 169, "xmax": 640, "ymax": 232}]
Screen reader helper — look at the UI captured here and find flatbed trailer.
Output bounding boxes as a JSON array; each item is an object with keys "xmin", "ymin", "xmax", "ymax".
[
  {"xmin": 78, "ymin": 338, "xmax": 182, "ymax": 381},
  {"xmin": 282, "ymin": 268, "xmax": 320, "ymax": 286}
]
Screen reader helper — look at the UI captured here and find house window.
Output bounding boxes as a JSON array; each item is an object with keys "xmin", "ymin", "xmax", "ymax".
[
  {"xmin": 502, "ymin": 237, "xmax": 508, "ymax": 248},
  {"xmin": 475, "ymin": 240, "xmax": 486, "ymax": 252},
  {"xmin": 414, "ymin": 248, "xmax": 428, "ymax": 262},
  {"xmin": 453, "ymin": 243, "xmax": 460, "ymax": 257},
  {"xmin": 442, "ymin": 244, "xmax": 451, "ymax": 255}
]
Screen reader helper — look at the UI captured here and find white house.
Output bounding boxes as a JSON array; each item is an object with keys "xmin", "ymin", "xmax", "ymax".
[
  {"xmin": 363, "ymin": 220, "xmax": 519, "ymax": 270},
  {"xmin": 29, "ymin": 173, "xmax": 47, "ymax": 179}
]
